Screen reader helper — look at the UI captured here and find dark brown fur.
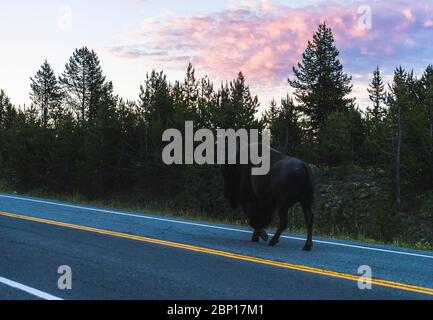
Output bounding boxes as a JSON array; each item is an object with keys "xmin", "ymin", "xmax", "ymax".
[{"xmin": 222, "ymin": 145, "xmax": 315, "ymax": 250}]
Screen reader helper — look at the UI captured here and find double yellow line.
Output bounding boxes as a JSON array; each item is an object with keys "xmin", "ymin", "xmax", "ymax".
[{"xmin": 1, "ymin": 211, "xmax": 432, "ymax": 297}]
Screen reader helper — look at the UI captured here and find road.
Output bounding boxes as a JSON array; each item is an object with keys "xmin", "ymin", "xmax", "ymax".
[{"xmin": 0, "ymin": 193, "xmax": 432, "ymax": 300}]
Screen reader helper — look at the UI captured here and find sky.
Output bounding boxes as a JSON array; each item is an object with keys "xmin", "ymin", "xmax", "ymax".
[{"xmin": 1, "ymin": 0, "xmax": 433, "ymax": 113}]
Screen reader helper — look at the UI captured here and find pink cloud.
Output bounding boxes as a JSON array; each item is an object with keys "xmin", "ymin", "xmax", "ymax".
[
  {"xmin": 424, "ymin": 20, "xmax": 433, "ymax": 28},
  {"xmin": 402, "ymin": 8, "xmax": 415, "ymax": 21},
  {"xmin": 110, "ymin": 0, "xmax": 433, "ymax": 102}
]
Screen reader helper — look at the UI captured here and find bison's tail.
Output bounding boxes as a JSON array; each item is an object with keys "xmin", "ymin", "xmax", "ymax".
[{"xmin": 303, "ymin": 162, "xmax": 315, "ymax": 205}]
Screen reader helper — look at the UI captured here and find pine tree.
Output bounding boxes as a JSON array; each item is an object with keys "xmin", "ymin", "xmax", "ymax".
[
  {"xmin": 197, "ymin": 75, "xmax": 214, "ymax": 128},
  {"xmin": 211, "ymin": 82, "xmax": 230, "ymax": 129},
  {"xmin": 60, "ymin": 47, "xmax": 113, "ymax": 123},
  {"xmin": 171, "ymin": 63, "xmax": 203, "ymax": 128},
  {"xmin": 139, "ymin": 70, "xmax": 174, "ymax": 130},
  {"xmin": 386, "ymin": 67, "xmax": 414, "ymax": 206},
  {"xmin": 210, "ymin": 72, "xmax": 261, "ymax": 130},
  {"xmin": 0, "ymin": 89, "xmax": 17, "ymax": 129},
  {"xmin": 228, "ymin": 72, "xmax": 261, "ymax": 129},
  {"xmin": 30, "ymin": 60, "xmax": 62, "ymax": 126},
  {"xmin": 50, "ymin": 110, "xmax": 80, "ymax": 194},
  {"xmin": 263, "ymin": 99, "xmax": 279, "ymax": 130},
  {"xmin": 421, "ymin": 65, "xmax": 433, "ymax": 162},
  {"xmin": 138, "ymin": 69, "xmax": 175, "ymax": 175},
  {"xmin": 182, "ymin": 63, "xmax": 199, "ymax": 114},
  {"xmin": 318, "ymin": 106, "xmax": 364, "ymax": 166},
  {"xmin": 384, "ymin": 67, "xmax": 433, "ymax": 200},
  {"xmin": 289, "ymin": 22, "xmax": 354, "ymax": 136},
  {"xmin": 233, "ymin": 72, "xmax": 261, "ymax": 128},
  {"xmin": 280, "ymin": 95, "xmax": 303, "ymax": 155},
  {"xmin": 264, "ymin": 95, "xmax": 302, "ymax": 155},
  {"xmin": 363, "ymin": 67, "xmax": 388, "ymax": 166},
  {"xmin": 367, "ymin": 66, "xmax": 386, "ymax": 121}
]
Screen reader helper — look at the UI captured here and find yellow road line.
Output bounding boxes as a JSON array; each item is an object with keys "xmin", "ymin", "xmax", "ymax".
[{"xmin": 1, "ymin": 211, "xmax": 432, "ymax": 296}]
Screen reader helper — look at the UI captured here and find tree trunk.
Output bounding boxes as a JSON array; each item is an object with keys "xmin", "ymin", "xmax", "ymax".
[
  {"xmin": 395, "ymin": 105, "xmax": 402, "ymax": 207},
  {"xmin": 64, "ymin": 158, "xmax": 69, "ymax": 194},
  {"xmin": 44, "ymin": 93, "xmax": 48, "ymax": 127},
  {"xmin": 428, "ymin": 104, "xmax": 433, "ymax": 178}
]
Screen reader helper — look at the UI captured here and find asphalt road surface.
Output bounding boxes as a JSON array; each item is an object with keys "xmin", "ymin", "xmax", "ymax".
[{"xmin": 0, "ymin": 193, "xmax": 432, "ymax": 300}]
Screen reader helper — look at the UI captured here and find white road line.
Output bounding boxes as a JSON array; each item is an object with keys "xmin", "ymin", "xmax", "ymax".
[
  {"xmin": 0, "ymin": 276, "xmax": 63, "ymax": 300},
  {"xmin": 1, "ymin": 194, "xmax": 433, "ymax": 260}
]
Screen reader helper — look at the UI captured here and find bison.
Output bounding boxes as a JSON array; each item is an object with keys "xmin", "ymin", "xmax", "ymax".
[{"xmin": 222, "ymin": 144, "xmax": 315, "ymax": 250}]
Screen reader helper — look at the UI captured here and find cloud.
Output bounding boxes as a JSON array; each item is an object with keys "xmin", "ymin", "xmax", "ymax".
[
  {"xmin": 107, "ymin": 46, "xmax": 169, "ymax": 59},
  {"xmin": 108, "ymin": 0, "xmax": 433, "ymax": 106}
]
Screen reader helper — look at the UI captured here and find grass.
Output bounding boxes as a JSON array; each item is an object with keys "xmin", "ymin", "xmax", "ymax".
[{"xmin": 1, "ymin": 187, "xmax": 432, "ymax": 251}]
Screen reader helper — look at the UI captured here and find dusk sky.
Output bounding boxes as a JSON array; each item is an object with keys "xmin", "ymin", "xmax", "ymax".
[{"xmin": 1, "ymin": 0, "xmax": 433, "ymax": 112}]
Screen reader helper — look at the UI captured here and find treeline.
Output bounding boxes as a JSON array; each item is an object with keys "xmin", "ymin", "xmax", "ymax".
[
  {"xmin": 0, "ymin": 47, "xmax": 262, "ymax": 213},
  {"xmin": 0, "ymin": 23, "xmax": 432, "ymax": 245}
]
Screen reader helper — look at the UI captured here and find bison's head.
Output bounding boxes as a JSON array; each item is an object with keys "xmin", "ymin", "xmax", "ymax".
[{"xmin": 222, "ymin": 164, "xmax": 241, "ymax": 210}]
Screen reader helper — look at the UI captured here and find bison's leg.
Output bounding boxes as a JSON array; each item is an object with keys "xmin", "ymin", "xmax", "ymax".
[
  {"xmin": 259, "ymin": 229, "xmax": 268, "ymax": 241},
  {"xmin": 301, "ymin": 200, "xmax": 314, "ymax": 251},
  {"xmin": 251, "ymin": 230, "xmax": 260, "ymax": 242},
  {"xmin": 269, "ymin": 208, "xmax": 289, "ymax": 247},
  {"xmin": 252, "ymin": 229, "xmax": 269, "ymax": 242}
]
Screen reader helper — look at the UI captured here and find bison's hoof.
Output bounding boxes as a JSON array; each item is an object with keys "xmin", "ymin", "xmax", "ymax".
[
  {"xmin": 259, "ymin": 230, "xmax": 269, "ymax": 242},
  {"xmin": 269, "ymin": 238, "xmax": 279, "ymax": 247},
  {"xmin": 303, "ymin": 244, "xmax": 313, "ymax": 251}
]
